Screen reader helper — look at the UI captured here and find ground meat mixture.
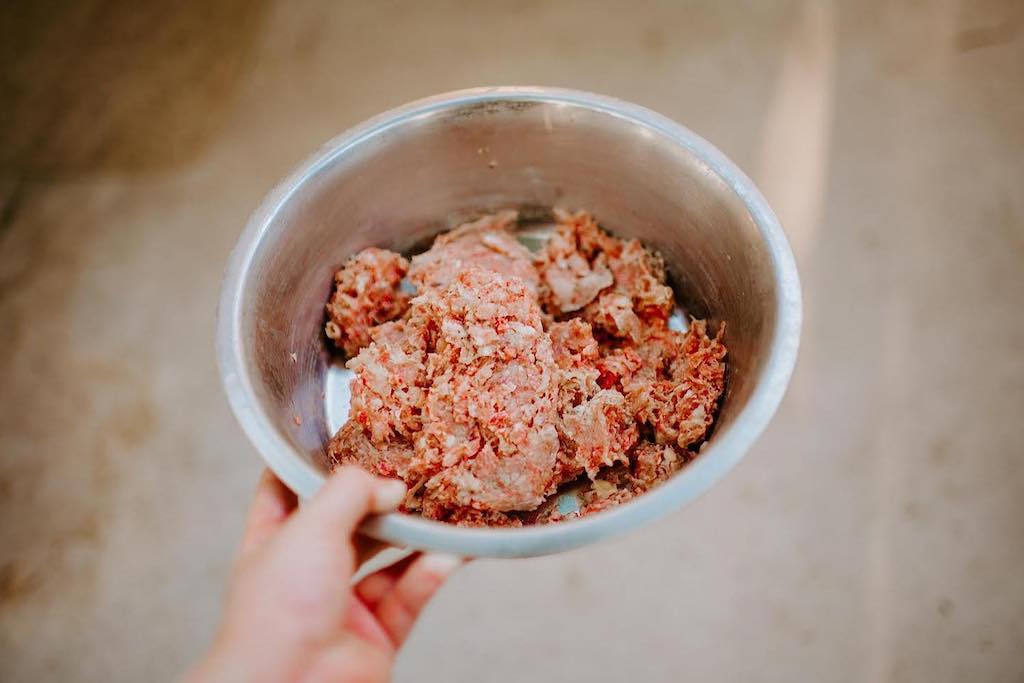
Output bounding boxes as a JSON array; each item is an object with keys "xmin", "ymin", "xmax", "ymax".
[
  {"xmin": 535, "ymin": 209, "xmax": 614, "ymax": 313},
  {"xmin": 323, "ymin": 210, "xmax": 727, "ymax": 526},
  {"xmin": 324, "ymin": 248, "xmax": 411, "ymax": 358},
  {"xmin": 408, "ymin": 211, "xmax": 540, "ymax": 294}
]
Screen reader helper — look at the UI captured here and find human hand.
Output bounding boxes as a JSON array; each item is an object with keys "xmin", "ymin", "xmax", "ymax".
[{"xmin": 185, "ymin": 467, "xmax": 462, "ymax": 683}]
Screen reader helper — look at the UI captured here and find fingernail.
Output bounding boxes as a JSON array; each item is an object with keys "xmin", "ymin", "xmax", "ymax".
[
  {"xmin": 373, "ymin": 479, "xmax": 407, "ymax": 512},
  {"xmin": 419, "ymin": 553, "xmax": 463, "ymax": 578}
]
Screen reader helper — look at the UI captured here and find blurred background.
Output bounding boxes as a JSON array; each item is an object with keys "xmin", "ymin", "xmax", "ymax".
[{"xmin": 1, "ymin": 0, "xmax": 1022, "ymax": 680}]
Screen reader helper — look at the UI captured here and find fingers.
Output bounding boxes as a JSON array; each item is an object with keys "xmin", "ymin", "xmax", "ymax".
[
  {"xmin": 305, "ymin": 635, "xmax": 392, "ymax": 683},
  {"xmin": 296, "ymin": 466, "xmax": 407, "ymax": 541},
  {"xmin": 358, "ymin": 553, "xmax": 462, "ymax": 648},
  {"xmin": 354, "ymin": 553, "xmax": 419, "ymax": 609},
  {"xmin": 237, "ymin": 469, "xmax": 298, "ymax": 561},
  {"xmin": 342, "ymin": 595, "xmax": 395, "ymax": 654}
]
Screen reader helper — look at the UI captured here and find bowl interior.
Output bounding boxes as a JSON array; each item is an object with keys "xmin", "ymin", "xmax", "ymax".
[{"xmin": 222, "ymin": 90, "xmax": 793, "ymax": 553}]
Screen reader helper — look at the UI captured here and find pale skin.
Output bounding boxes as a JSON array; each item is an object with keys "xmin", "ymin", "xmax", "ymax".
[{"xmin": 185, "ymin": 467, "xmax": 462, "ymax": 683}]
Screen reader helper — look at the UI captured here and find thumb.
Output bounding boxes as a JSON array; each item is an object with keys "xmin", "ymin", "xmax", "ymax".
[{"xmin": 294, "ymin": 466, "xmax": 406, "ymax": 541}]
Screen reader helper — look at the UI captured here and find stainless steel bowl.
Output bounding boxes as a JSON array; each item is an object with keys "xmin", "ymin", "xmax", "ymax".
[{"xmin": 217, "ymin": 86, "xmax": 801, "ymax": 557}]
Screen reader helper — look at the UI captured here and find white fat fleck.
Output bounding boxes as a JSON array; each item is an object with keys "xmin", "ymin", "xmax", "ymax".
[{"xmin": 508, "ymin": 323, "xmax": 537, "ymax": 337}]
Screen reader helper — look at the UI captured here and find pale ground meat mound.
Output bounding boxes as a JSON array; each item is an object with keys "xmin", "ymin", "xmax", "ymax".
[
  {"xmin": 408, "ymin": 210, "xmax": 540, "ymax": 294},
  {"xmin": 324, "ymin": 210, "xmax": 727, "ymax": 525}
]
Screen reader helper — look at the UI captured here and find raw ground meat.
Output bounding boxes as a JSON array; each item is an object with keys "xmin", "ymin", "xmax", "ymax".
[
  {"xmin": 323, "ymin": 210, "xmax": 727, "ymax": 526},
  {"xmin": 331, "ymin": 267, "xmax": 563, "ymax": 520},
  {"xmin": 535, "ymin": 209, "xmax": 614, "ymax": 313},
  {"xmin": 409, "ymin": 268, "xmax": 561, "ymax": 514},
  {"xmin": 543, "ymin": 443, "xmax": 685, "ymax": 522},
  {"xmin": 324, "ymin": 248, "xmax": 411, "ymax": 358},
  {"xmin": 408, "ymin": 210, "xmax": 540, "ymax": 294}
]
